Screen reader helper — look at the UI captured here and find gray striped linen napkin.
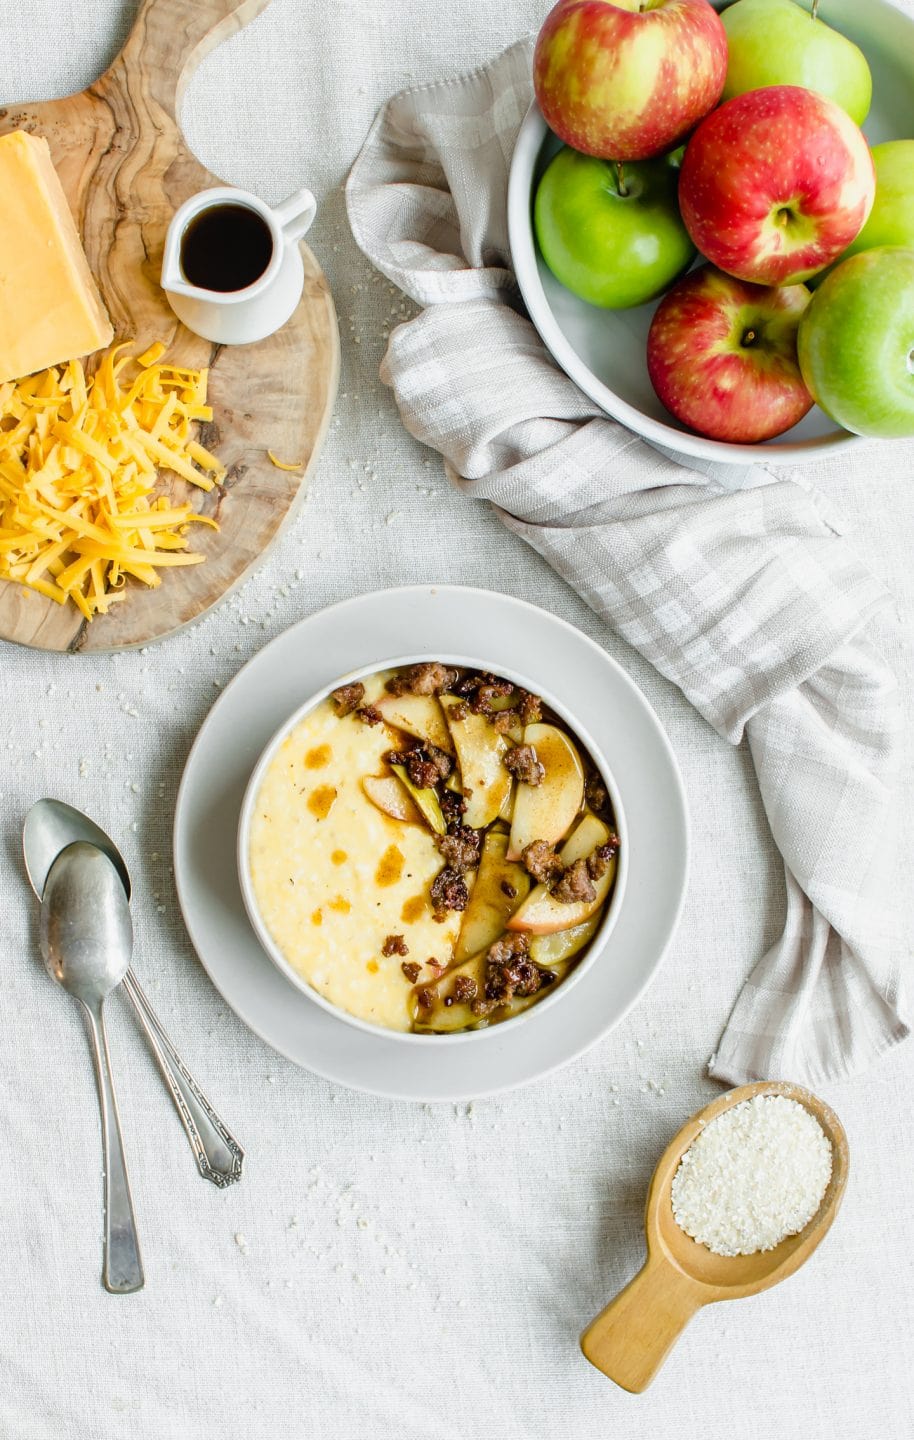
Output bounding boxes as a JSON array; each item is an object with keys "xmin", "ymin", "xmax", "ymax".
[{"xmin": 346, "ymin": 39, "xmax": 909, "ymax": 1086}]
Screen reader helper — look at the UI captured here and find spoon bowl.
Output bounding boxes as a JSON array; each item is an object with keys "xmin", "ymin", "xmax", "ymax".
[
  {"xmin": 581, "ymin": 1081, "xmax": 849, "ymax": 1391},
  {"xmin": 39, "ymin": 841, "xmax": 133, "ymax": 1002}
]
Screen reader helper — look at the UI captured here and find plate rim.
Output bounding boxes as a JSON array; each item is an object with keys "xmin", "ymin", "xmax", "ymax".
[{"xmin": 173, "ymin": 584, "xmax": 691, "ymax": 1101}]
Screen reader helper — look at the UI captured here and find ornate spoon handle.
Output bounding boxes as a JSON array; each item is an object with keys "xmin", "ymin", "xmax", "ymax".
[
  {"xmin": 82, "ymin": 997, "xmax": 144, "ymax": 1294},
  {"xmin": 122, "ymin": 968, "xmax": 244, "ymax": 1188}
]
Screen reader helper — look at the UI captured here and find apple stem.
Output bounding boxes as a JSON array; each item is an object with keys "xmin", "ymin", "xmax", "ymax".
[
  {"xmin": 742, "ymin": 328, "xmax": 758, "ymax": 347},
  {"xmin": 615, "ymin": 161, "xmax": 629, "ymax": 197},
  {"xmin": 811, "ymin": 0, "xmax": 819, "ymax": 17}
]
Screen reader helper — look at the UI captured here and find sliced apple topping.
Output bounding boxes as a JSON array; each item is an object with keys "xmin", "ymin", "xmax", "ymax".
[
  {"xmin": 454, "ymin": 829, "xmax": 531, "ymax": 963},
  {"xmin": 440, "ymin": 693, "xmax": 512, "ymax": 829},
  {"xmin": 361, "ymin": 773, "xmax": 425, "ymax": 826},
  {"xmin": 506, "ymin": 722, "xmax": 585, "ymax": 860},
  {"xmin": 374, "ymin": 693, "xmax": 454, "ymax": 754},
  {"xmin": 528, "ymin": 912, "xmax": 601, "ymax": 967},
  {"xmin": 508, "ymin": 813, "xmax": 618, "ymax": 936},
  {"xmin": 388, "ymin": 763, "xmax": 447, "ymax": 835}
]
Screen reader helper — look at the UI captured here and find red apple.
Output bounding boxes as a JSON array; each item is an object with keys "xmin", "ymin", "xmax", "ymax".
[
  {"xmin": 647, "ymin": 265, "xmax": 814, "ymax": 443},
  {"xmin": 533, "ymin": 0, "xmax": 727, "ymax": 162},
  {"xmin": 679, "ymin": 86, "xmax": 876, "ymax": 286}
]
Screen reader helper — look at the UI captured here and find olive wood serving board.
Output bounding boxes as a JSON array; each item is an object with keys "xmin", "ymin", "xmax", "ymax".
[{"xmin": 0, "ymin": 0, "xmax": 339, "ymax": 652}]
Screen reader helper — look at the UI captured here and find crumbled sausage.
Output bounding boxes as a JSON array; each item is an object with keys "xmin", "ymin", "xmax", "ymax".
[
  {"xmin": 382, "ymin": 934, "xmax": 408, "ymax": 957},
  {"xmin": 551, "ymin": 858, "xmax": 596, "ymax": 905},
  {"xmin": 504, "ymin": 744, "xmax": 545, "ymax": 786},
  {"xmin": 470, "ymin": 679, "xmax": 515, "ymax": 716},
  {"xmin": 586, "ymin": 838, "xmax": 619, "ymax": 880},
  {"xmin": 517, "ymin": 690, "xmax": 542, "ymax": 725},
  {"xmin": 416, "ymin": 987, "xmax": 436, "ymax": 1009},
  {"xmin": 430, "ymin": 866, "xmax": 469, "ymax": 916},
  {"xmin": 356, "ymin": 704, "xmax": 383, "ymax": 726},
  {"xmin": 500, "ymin": 880, "xmax": 517, "ymax": 899},
  {"xmin": 331, "ymin": 682, "xmax": 365, "ymax": 717},
  {"xmin": 435, "ymin": 825, "xmax": 482, "ymax": 872},
  {"xmin": 387, "ymin": 662, "xmax": 458, "ymax": 696},
  {"xmin": 484, "ymin": 933, "xmax": 548, "ymax": 1001},
  {"xmin": 492, "ymin": 711, "xmax": 518, "ymax": 735},
  {"xmin": 585, "ymin": 774, "xmax": 609, "ymax": 814},
  {"xmin": 440, "ymin": 789, "xmax": 468, "ymax": 831},
  {"xmin": 522, "ymin": 839, "xmax": 565, "ymax": 885},
  {"xmin": 453, "ymin": 975, "xmax": 478, "ymax": 1003},
  {"xmin": 403, "ymin": 744, "xmax": 453, "ymax": 789},
  {"xmin": 401, "ymin": 960, "xmax": 421, "ymax": 982},
  {"xmin": 447, "ymin": 700, "xmax": 469, "ymax": 722},
  {"xmin": 470, "ymin": 997, "xmax": 496, "ymax": 1018}
]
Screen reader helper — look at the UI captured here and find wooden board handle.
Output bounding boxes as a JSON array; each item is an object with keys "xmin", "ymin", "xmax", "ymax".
[
  {"xmin": 100, "ymin": 0, "xmax": 275, "ymax": 120},
  {"xmin": 580, "ymin": 1254, "xmax": 704, "ymax": 1393}
]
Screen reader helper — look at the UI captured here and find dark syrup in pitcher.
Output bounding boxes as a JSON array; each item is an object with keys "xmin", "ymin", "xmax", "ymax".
[{"xmin": 180, "ymin": 204, "xmax": 274, "ymax": 292}]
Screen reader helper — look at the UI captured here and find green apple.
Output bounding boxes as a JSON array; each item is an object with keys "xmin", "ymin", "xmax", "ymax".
[
  {"xmin": 533, "ymin": 146, "xmax": 695, "ymax": 310},
  {"xmin": 798, "ymin": 247, "xmax": 914, "ymax": 438},
  {"xmin": 828, "ymin": 141, "xmax": 914, "ymax": 269},
  {"xmin": 721, "ymin": 0, "xmax": 872, "ymax": 126}
]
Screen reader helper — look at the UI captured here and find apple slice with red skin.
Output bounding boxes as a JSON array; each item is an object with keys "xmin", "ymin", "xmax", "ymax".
[
  {"xmin": 454, "ymin": 829, "xmax": 531, "ymax": 963},
  {"xmin": 373, "ymin": 693, "xmax": 454, "ymax": 754},
  {"xmin": 508, "ymin": 813, "xmax": 617, "ymax": 936},
  {"xmin": 647, "ymin": 265, "xmax": 813, "ymax": 443},
  {"xmin": 361, "ymin": 773, "xmax": 424, "ymax": 826},
  {"xmin": 440, "ymin": 694, "xmax": 511, "ymax": 829},
  {"xmin": 506, "ymin": 722, "xmax": 585, "ymax": 861}
]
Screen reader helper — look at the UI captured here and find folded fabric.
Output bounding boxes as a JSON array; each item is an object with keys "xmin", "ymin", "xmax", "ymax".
[{"xmin": 346, "ymin": 39, "xmax": 909, "ymax": 1086}]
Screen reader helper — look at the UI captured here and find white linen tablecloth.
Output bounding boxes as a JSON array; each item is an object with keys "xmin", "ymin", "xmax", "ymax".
[{"xmin": 1, "ymin": 3, "xmax": 912, "ymax": 1437}]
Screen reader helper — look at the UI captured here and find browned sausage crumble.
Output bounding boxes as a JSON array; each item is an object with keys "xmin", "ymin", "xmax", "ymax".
[
  {"xmin": 551, "ymin": 858, "xmax": 596, "ymax": 905},
  {"xmin": 504, "ymin": 744, "xmax": 545, "ymax": 786},
  {"xmin": 430, "ymin": 866, "xmax": 470, "ymax": 917},
  {"xmin": 522, "ymin": 839, "xmax": 565, "ymax": 885},
  {"xmin": 386, "ymin": 662, "xmax": 458, "ymax": 696},
  {"xmin": 401, "ymin": 960, "xmax": 421, "ymax": 983},
  {"xmin": 482, "ymin": 933, "xmax": 556, "ymax": 1003},
  {"xmin": 500, "ymin": 880, "xmax": 518, "ymax": 899},
  {"xmin": 454, "ymin": 975, "xmax": 478, "ymax": 1003},
  {"xmin": 331, "ymin": 681, "xmax": 365, "ymax": 717},
  {"xmin": 440, "ymin": 789, "xmax": 468, "ymax": 831},
  {"xmin": 386, "ymin": 744, "xmax": 452, "ymax": 789},
  {"xmin": 382, "ymin": 934, "xmax": 409, "ymax": 957},
  {"xmin": 435, "ymin": 826, "xmax": 482, "ymax": 872}
]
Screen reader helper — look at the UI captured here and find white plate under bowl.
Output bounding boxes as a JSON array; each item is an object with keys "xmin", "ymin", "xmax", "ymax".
[
  {"xmin": 508, "ymin": 0, "xmax": 914, "ymax": 467},
  {"xmin": 236, "ymin": 651, "xmax": 629, "ymax": 1043},
  {"xmin": 173, "ymin": 586, "xmax": 689, "ymax": 1101}
]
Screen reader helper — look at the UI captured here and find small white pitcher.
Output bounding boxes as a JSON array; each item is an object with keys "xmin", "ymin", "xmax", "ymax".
[{"xmin": 161, "ymin": 186, "xmax": 316, "ymax": 345}]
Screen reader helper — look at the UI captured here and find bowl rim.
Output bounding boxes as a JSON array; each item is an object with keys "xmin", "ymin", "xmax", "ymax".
[
  {"xmin": 507, "ymin": 100, "xmax": 868, "ymax": 469},
  {"xmin": 237, "ymin": 650, "xmax": 629, "ymax": 1044}
]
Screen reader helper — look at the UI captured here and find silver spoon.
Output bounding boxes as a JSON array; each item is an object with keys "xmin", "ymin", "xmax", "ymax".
[
  {"xmin": 23, "ymin": 799, "xmax": 243, "ymax": 1188},
  {"xmin": 40, "ymin": 842, "xmax": 144, "ymax": 1293}
]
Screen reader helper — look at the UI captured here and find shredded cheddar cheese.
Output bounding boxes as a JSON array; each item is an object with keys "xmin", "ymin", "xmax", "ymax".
[
  {"xmin": 0, "ymin": 342, "xmax": 225, "ymax": 619},
  {"xmin": 267, "ymin": 450, "xmax": 303, "ymax": 472}
]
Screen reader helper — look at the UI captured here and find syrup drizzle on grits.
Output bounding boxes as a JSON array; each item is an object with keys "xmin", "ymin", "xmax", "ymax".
[{"xmin": 248, "ymin": 672, "xmax": 459, "ymax": 1031}]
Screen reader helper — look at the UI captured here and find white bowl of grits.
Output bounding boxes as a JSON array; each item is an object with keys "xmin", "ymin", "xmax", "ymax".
[{"xmin": 237, "ymin": 656, "xmax": 628, "ymax": 1041}]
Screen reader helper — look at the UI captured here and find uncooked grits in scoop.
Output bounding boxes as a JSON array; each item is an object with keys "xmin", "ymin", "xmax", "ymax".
[{"xmin": 671, "ymin": 1094, "xmax": 833, "ymax": 1257}]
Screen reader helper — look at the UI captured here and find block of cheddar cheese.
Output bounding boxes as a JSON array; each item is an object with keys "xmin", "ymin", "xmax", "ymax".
[{"xmin": 0, "ymin": 130, "xmax": 113, "ymax": 384}]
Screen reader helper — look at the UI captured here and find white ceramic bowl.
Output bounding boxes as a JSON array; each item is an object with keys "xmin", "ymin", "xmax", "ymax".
[
  {"xmin": 508, "ymin": 0, "xmax": 914, "ymax": 467},
  {"xmin": 237, "ymin": 653, "xmax": 629, "ymax": 1044}
]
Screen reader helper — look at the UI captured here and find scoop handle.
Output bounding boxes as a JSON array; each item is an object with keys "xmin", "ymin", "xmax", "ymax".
[{"xmin": 580, "ymin": 1252, "xmax": 703, "ymax": 1392}]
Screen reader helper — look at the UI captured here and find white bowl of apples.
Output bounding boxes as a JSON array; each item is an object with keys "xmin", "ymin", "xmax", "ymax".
[{"xmin": 508, "ymin": 0, "xmax": 914, "ymax": 465}]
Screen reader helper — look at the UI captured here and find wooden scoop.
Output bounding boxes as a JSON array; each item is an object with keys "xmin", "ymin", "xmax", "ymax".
[{"xmin": 581, "ymin": 1080, "xmax": 849, "ymax": 1393}]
